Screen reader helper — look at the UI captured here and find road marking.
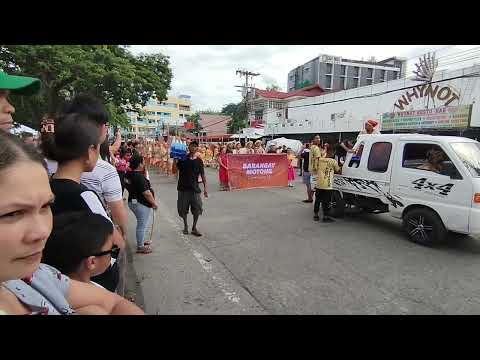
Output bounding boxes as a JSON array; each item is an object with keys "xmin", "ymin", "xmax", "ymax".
[{"xmin": 158, "ymin": 202, "xmax": 245, "ymax": 310}]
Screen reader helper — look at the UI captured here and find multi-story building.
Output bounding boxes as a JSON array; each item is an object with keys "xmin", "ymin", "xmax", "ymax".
[
  {"xmin": 267, "ymin": 64, "xmax": 480, "ymax": 142},
  {"xmin": 287, "ymin": 54, "xmax": 407, "ymax": 93},
  {"xmin": 124, "ymin": 94, "xmax": 193, "ymax": 138}
]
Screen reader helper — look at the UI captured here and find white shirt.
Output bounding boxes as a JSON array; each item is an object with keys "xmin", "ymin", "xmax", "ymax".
[
  {"xmin": 80, "ymin": 159, "xmax": 123, "ymax": 204},
  {"xmin": 45, "ymin": 158, "xmax": 58, "ymax": 177}
]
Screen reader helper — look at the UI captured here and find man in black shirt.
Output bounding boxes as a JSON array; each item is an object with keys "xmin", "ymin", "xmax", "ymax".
[
  {"xmin": 176, "ymin": 141, "xmax": 208, "ymax": 237},
  {"xmin": 301, "ymin": 143, "xmax": 313, "ymax": 203}
]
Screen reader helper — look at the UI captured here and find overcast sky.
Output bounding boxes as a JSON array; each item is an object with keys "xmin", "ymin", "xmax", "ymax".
[{"xmin": 129, "ymin": 45, "xmax": 479, "ymax": 112}]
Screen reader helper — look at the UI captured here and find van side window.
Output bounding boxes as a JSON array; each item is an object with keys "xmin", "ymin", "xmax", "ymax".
[
  {"xmin": 348, "ymin": 143, "xmax": 364, "ymax": 168},
  {"xmin": 367, "ymin": 142, "xmax": 392, "ymax": 173},
  {"xmin": 403, "ymin": 143, "xmax": 462, "ymax": 179}
]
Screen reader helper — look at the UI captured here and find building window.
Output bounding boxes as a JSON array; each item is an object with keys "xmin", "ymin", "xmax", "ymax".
[
  {"xmin": 326, "ymin": 63, "xmax": 333, "ymax": 74},
  {"xmin": 255, "ymin": 110, "xmax": 263, "ymax": 120},
  {"xmin": 304, "ymin": 67, "xmax": 310, "ymax": 72},
  {"xmin": 179, "ymin": 105, "xmax": 190, "ymax": 111},
  {"xmin": 378, "ymin": 69, "xmax": 386, "ymax": 82},
  {"xmin": 366, "ymin": 79, "xmax": 373, "ymax": 85},
  {"xmin": 340, "ymin": 65, "xmax": 346, "ymax": 76},
  {"xmin": 161, "ymin": 102, "xmax": 178, "ymax": 109},
  {"xmin": 366, "ymin": 68, "xmax": 373, "ymax": 78},
  {"xmin": 325, "ymin": 75, "xmax": 332, "ymax": 89},
  {"xmin": 353, "ymin": 66, "xmax": 360, "ymax": 77}
]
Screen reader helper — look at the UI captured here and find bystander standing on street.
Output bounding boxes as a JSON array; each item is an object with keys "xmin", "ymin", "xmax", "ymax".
[
  {"xmin": 176, "ymin": 141, "xmax": 208, "ymax": 237},
  {"xmin": 301, "ymin": 143, "xmax": 313, "ymax": 203}
]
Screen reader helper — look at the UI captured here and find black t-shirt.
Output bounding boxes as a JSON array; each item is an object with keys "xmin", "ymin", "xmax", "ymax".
[
  {"xmin": 336, "ymin": 143, "xmax": 347, "ymax": 159},
  {"xmin": 301, "ymin": 150, "xmax": 310, "ymax": 172},
  {"xmin": 50, "ymin": 179, "xmax": 109, "ymax": 218},
  {"xmin": 125, "ymin": 171, "xmax": 152, "ymax": 208},
  {"xmin": 176, "ymin": 157, "xmax": 205, "ymax": 193}
]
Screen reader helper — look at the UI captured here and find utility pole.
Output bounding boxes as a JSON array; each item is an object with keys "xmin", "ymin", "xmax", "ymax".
[{"xmin": 235, "ymin": 69, "xmax": 260, "ymax": 129}]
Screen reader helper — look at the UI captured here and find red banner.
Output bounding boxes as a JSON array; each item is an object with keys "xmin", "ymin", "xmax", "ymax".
[
  {"xmin": 227, "ymin": 154, "xmax": 288, "ymax": 190},
  {"xmin": 184, "ymin": 121, "xmax": 194, "ymax": 129}
]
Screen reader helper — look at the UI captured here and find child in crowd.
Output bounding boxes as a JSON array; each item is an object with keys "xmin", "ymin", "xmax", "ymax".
[
  {"xmin": 42, "ymin": 212, "xmax": 119, "ymax": 289},
  {"xmin": 287, "ymin": 148, "xmax": 296, "ymax": 187}
]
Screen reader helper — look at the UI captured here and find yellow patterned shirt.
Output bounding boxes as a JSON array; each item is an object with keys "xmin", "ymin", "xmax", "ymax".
[{"xmin": 316, "ymin": 158, "xmax": 341, "ymax": 190}]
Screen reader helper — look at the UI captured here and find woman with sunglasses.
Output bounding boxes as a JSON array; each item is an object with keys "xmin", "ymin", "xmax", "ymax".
[{"xmin": 0, "ymin": 131, "xmax": 143, "ymax": 315}]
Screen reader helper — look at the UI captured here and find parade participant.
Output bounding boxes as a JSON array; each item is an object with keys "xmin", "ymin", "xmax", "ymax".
[
  {"xmin": 0, "ymin": 131, "xmax": 144, "ymax": 315},
  {"xmin": 0, "ymin": 71, "xmax": 41, "ymax": 132},
  {"xmin": 42, "ymin": 212, "xmax": 119, "ymax": 289},
  {"xmin": 176, "ymin": 141, "xmax": 208, "ymax": 237},
  {"xmin": 205, "ymin": 145, "xmax": 214, "ymax": 167},
  {"xmin": 287, "ymin": 148, "xmax": 296, "ymax": 187},
  {"xmin": 313, "ymin": 145, "xmax": 341, "ymax": 223},
  {"xmin": 218, "ymin": 145, "xmax": 229, "ymax": 191},
  {"xmin": 233, "ymin": 142, "xmax": 242, "ymax": 154},
  {"xmin": 211, "ymin": 144, "xmax": 220, "ymax": 169},
  {"xmin": 125, "ymin": 155, "xmax": 157, "ymax": 254},
  {"xmin": 227, "ymin": 142, "xmax": 235, "ymax": 154},
  {"xmin": 301, "ymin": 143, "xmax": 313, "ymax": 203},
  {"xmin": 267, "ymin": 144, "xmax": 277, "ymax": 154},
  {"xmin": 254, "ymin": 140, "xmax": 265, "ymax": 154},
  {"xmin": 245, "ymin": 141, "xmax": 254, "ymax": 154}
]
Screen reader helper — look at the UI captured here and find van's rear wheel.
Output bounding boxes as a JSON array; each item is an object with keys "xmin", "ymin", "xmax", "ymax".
[{"xmin": 403, "ymin": 208, "xmax": 447, "ymax": 246}]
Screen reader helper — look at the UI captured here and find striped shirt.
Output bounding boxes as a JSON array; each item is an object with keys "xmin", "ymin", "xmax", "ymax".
[{"xmin": 80, "ymin": 159, "xmax": 123, "ymax": 204}]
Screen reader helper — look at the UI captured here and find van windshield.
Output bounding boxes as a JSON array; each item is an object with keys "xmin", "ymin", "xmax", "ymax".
[{"xmin": 451, "ymin": 142, "xmax": 480, "ymax": 177}]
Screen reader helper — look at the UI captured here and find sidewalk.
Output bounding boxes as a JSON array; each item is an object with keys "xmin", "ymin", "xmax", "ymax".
[{"xmin": 124, "ymin": 168, "xmax": 266, "ymax": 315}]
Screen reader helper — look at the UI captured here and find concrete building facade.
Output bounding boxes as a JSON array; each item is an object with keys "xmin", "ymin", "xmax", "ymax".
[
  {"xmin": 268, "ymin": 65, "xmax": 480, "ymax": 142},
  {"xmin": 124, "ymin": 94, "xmax": 193, "ymax": 138},
  {"xmin": 287, "ymin": 54, "xmax": 407, "ymax": 93}
]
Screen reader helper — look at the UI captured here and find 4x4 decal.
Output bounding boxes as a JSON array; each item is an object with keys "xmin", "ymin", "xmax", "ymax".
[
  {"xmin": 411, "ymin": 178, "xmax": 454, "ymax": 196},
  {"xmin": 335, "ymin": 176, "xmax": 404, "ymax": 208}
]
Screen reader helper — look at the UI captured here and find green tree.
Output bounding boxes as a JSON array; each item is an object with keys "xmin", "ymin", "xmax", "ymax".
[
  {"xmin": 0, "ymin": 45, "xmax": 173, "ymax": 129},
  {"xmin": 266, "ymin": 84, "xmax": 281, "ymax": 91},
  {"xmin": 221, "ymin": 102, "xmax": 247, "ymax": 133}
]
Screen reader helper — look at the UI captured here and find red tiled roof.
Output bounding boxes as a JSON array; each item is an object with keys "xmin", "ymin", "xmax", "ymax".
[
  {"xmin": 254, "ymin": 84, "xmax": 325, "ymax": 99},
  {"xmin": 199, "ymin": 114, "xmax": 231, "ymax": 135}
]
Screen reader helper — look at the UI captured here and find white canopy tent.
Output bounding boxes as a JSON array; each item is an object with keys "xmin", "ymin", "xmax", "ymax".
[
  {"xmin": 266, "ymin": 137, "xmax": 303, "ymax": 154},
  {"xmin": 230, "ymin": 127, "xmax": 265, "ymax": 140}
]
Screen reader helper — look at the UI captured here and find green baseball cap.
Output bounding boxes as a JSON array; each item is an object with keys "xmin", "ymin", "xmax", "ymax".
[{"xmin": 0, "ymin": 71, "xmax": 41, "ymax": 95}]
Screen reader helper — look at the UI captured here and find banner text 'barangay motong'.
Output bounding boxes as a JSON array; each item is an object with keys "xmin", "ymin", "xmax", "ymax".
[{"xmin": 227, "ymin": 154, "xmax": 288, "ymax": 190}]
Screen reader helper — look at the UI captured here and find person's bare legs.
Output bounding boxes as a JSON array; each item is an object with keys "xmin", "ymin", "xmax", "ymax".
[
  {"xmin": 191, "ymin": 213, "xmax": 202, "ymax": 236},
  {"xmin": 182, "ymin": 215, "xmax": 189, "ymax": 234}
]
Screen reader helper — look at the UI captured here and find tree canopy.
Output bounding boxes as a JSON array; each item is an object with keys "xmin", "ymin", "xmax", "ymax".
[
  {"xmin": 221, "ymin": 102, "xmax": 247, "ymax": 134},
  {"xmin": 0, "ymin": 45, "xmax": 173, "ymax": 129}
]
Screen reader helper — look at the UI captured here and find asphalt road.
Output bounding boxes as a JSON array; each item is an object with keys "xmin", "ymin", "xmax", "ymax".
[{"xmin": 126, "ymin": 167, "xmax": 480, "ymax": 314}]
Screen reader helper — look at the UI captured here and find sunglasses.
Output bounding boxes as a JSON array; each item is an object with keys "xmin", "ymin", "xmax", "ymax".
[{"xmin": 91, "ymin": 245, "xmax": 120, "ymax": 258}]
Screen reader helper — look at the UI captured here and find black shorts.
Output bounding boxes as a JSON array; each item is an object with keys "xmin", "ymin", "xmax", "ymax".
[{"xmin": 177, "ymin": 191, "xmax": 203, "ymax": 217}]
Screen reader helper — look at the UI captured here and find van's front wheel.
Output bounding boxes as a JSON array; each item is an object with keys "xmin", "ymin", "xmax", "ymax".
[{"xmin": 403, "ymin": 208, "xmax": 447, "ymax": 246}]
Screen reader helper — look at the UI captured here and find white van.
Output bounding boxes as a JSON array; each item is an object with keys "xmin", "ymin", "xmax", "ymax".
[{"xmin": 331, "ymin": 134, "xmax": 480, "ymax": 246}]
